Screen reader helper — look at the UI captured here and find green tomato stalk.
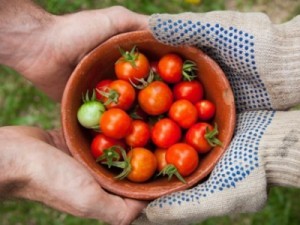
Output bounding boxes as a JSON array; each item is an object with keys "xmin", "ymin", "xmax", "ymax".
[
  {"xmin": 101, "ymin": 147, "xmax": 132, "ymax": 180},
  {"xmin": 157, "ymin": 164, "xmax": 186, "ymax": 184}
]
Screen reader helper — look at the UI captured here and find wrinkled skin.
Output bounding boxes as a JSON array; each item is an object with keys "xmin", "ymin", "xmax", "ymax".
[{"xmin": 0, "ymin": 3, "xmax": 149, "ymax": 225}]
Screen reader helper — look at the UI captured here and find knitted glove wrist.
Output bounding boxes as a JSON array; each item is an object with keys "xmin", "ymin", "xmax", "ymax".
[{"xmin": 260, "ymin": 110, "xmax": 300, "ymax": 187}]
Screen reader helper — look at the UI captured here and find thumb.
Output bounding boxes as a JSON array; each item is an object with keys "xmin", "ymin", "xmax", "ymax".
[
  {"xmin": 55, "ymin": 6, "xmax": 149, "ymax": 65},
  {"xmin": 98, "ymin": 6, "xmax": 149, "ymax": 34}
]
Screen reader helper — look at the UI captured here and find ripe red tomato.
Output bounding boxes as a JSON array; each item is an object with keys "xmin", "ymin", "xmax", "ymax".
[
  {"xmin": 185, "ymin": 122, "xmax": 221, "ymax": 153},
  {"xmin": 166, "ymin": 143, "xmax": 199, "ymax": 177},
  {"xmin": 158, "ymin": 53, "xmax": 183, "ymax": 83},
  {"xmin": 126, "ymin": 147, "xmax": 157, "ymax": 182},
  {"xmin": 151, "ymin": 118, "xmax": 182, "ymax": 148},
  {"xmin": 101, "ymin": 79, "xmax": 136, "ymax": 111},
  {"xmin": 90, "ymin": 134, "xmax": 125, "ymax": 160},
  {"xmin": 138, "ymin": 81, "xmax": 173, "ymax": 116},
  {"xmin": 168, "ymin": 99, "xmax": 198, "ymax": 129},
  {"xmin": 100, "ymin": 108, "xmax": 132, "ymax": 139},
  {"xmin": 154, "ymin": 148, "xmax": 168, "ymax": 172},
  {"xmin": 125, "ymin": 120, "xmax": 151, "ymax": 147},
  {"xmin": 115, "ymin": 48, "xmax": 150, "ymax": 82},
  {"xmin": 173, "ymin": 80, "xmax": 204, "ymax": 104},
  {"xmin": 95, "ymin": 79, "xmax": 113, "ymax": 101},
  {"xmin": 195, "ymin": 99, "xmax": 216, "ymax": 121}
]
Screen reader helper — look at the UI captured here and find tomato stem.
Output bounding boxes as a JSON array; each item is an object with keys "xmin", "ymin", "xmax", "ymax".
[
  {"xmin": 205, "ymin": 123, "xmax": 223, "ymax": 147},
  {"xmin": 182, "ymin": 60, "xmax": 197, "ymax": 81},
  {"xmin": 96, "ymin": 88, "xmax": 119, "ymax": 106},
  {"xmin": 96, "ymin": 145, "xmax": 121, "ymax": 168},
  {"xmin": 129, "ymin": 70, "xmax": 155, "ymax": 89},
  {"xmin": 82, "ymin": 89, "xmax": 97, "ymax": 103},
  {"xmin": 117, "ymin": 45, "xmax": 139, "ymax": 68},
  {"xmin": 101, "ymin": 147, "xmax": 132, "ymax": 180},
  {"xmin": 157, "ymin": 164, "xmax": 186, "ymax": 183}
]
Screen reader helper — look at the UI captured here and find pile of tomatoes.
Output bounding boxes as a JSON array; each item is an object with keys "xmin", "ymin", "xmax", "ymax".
[{"xmin": 77, "ymin": 46, "xmax": 221, "ymax": 183}]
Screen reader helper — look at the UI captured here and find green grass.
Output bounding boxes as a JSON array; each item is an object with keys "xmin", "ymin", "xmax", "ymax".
[
  {"xmin": 1, "ymin": 0, "xmax": 300, "ymax": 225},
  {"xmin": 0, "ymin": 66, "xmax": 60, "ymax": 129}
]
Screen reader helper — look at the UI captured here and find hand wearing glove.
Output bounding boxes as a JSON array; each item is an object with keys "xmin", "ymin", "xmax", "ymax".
[{"xmin": 134, "ymin": 11, "xmax": 300, "ymax": 225}]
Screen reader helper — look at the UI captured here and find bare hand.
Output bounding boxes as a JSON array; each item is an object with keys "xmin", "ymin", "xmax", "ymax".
[{"xmin": 0, "ymin": 126, "xmax": 147, "ymax": 225}]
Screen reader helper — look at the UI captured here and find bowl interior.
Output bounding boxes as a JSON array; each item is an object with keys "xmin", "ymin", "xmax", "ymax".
[{"xmin": 61, "ymin": 31, "xmax": 235, "ymax": 200}]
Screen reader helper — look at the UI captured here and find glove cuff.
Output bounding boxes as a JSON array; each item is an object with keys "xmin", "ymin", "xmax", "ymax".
[
  {"xmin": 258, "ymin": 15, "xmax": 300, "ymax": 110},
  {"xmin": 260, "ymin": 111, "xmax": 300, "ymax": 187}
]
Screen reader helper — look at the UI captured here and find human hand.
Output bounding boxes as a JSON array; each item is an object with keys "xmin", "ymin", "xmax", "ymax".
[
  {"xmin": 133, "ymin": 12, "xmax": 300, "ymax": 224},
  {"xmin": 0, "ymin": 126, "xmax": 146, "ymax": 225},
  {"xmin": 0, "ymin": 3, "xmax": 148, "ymax": 101}
]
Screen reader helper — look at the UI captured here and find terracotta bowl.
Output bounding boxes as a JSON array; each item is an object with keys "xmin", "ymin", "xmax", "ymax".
[{"xmin": 61, "ymin": 30, "xmax": 236, "ymax": 200}]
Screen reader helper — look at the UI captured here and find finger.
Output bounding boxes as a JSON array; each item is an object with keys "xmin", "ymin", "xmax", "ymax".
[
  {"xmin": 55, "ymin": 6, "xmax": 149, "ymax": 67},
  {"xmin": 100, "ymin": 6, "xmax": 149, "ymax": 33},
  {"xmin": 123, "ymin": 198, "xmax": 149, "ymax": 225},
  {"xmin": 47, "ymin": 129, "xmax": 71, "ymax": 155}
]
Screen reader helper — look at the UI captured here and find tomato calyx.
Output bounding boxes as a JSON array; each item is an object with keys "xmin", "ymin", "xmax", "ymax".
[
  {"xmin": 129, "ymin": 70, "xmax": 155, "ymax": 89},
  {"xmin": 157, "ymin": 164, "xmax": 186, "ymax": 183},
  {"xmin": 117, "ymin": 46, "xmax": 139, "ymax": 68},
  {"xmin": 97, "ymin": 88, "xmax": 119, "ymax": 106},
  {"xmin": 205, "ymin": 123, "xmax": 223, "ymax": 147},
  {"xmin": 182, "ymin": 60, "xmax": 197, "ymax": 81},
  {"xmin": 96, "ymin": 145, "xmax": 121, "ymax": 168},
  {"xmin": 101, "ymin": 147, "xmax": 132, "ymax": 180},
  {"xmin": 82, "ymin": 89, "xmax": 97, "ymax": 103}
]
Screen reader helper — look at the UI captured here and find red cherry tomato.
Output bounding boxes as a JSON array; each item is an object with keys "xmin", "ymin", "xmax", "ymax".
[
  {"xmin": 151, "ymin": 118, "xmax": 182, "ymax": 149},
  {"xmin": 90, "ymin": 134, "xmax": 125, "ymax": 160},
  {"xmin": 173, "ymin": 80, "xmax": 204, "ymax": 104},
  {"xmin": 95, "ymin": 79, "xmax": 113, "ymax": 101},
  {"xmin": 185, "ymin": 122, "xmax": 216, "ymax": 153},
  {"xmin": 115, "ymin": 48, "xmax": 150, "ymax": 82},
  {"xmin": 154, "ymin": 148, "xmax": 168, "ymax": 172},
  {"xmin": 168, "ymin": 99, "xmax": 198, "ymax": 129},
  {"xmin": 102, "ymin": 80, "xmax": 136, "ymax": 111},
  {"xmin": 125, "ymin": 120, "xmax": 151, "ymax": 148},
  {"xmin": 126, "ymin": 147, "xmax": 157, "ymax": 182},
  {"xmin": 100, "ymin": 108, "xmax": 132, "ymax": 139},
  {"xmin": 166, "ymin": 143, "xmax": 199, "ymax": 177},
  {"xmin": 138, "ymin": 81, "xmax": 173, "ymax": 116},
  {"xmin": 158, "ymin": 53, "xmax": 183, "ymax": 83},
  {"xmin": 195, "ymin": 99, "xmax": 216, "ymax": 121}
]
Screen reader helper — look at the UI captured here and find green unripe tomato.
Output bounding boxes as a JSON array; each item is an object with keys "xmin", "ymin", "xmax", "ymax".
[{"xmin": 77, "ymin": 101, "xmax": 105, "ymax": 129}]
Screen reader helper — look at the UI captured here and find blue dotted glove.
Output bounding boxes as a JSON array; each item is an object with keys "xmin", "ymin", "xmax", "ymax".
[{"xmin": 134, "ymin": 12, "xmax": 300, "ymax": 225}]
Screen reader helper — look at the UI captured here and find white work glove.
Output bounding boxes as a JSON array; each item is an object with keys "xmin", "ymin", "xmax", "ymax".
[{"xmin": 134, "ymin": 12, "xmax": 300, "ymax": 225}]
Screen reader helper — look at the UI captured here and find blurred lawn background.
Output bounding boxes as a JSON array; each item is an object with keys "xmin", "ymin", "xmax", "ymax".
[{"xmin": 0, "ymin": 0, "xmax": 300, "ymax": 225}]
